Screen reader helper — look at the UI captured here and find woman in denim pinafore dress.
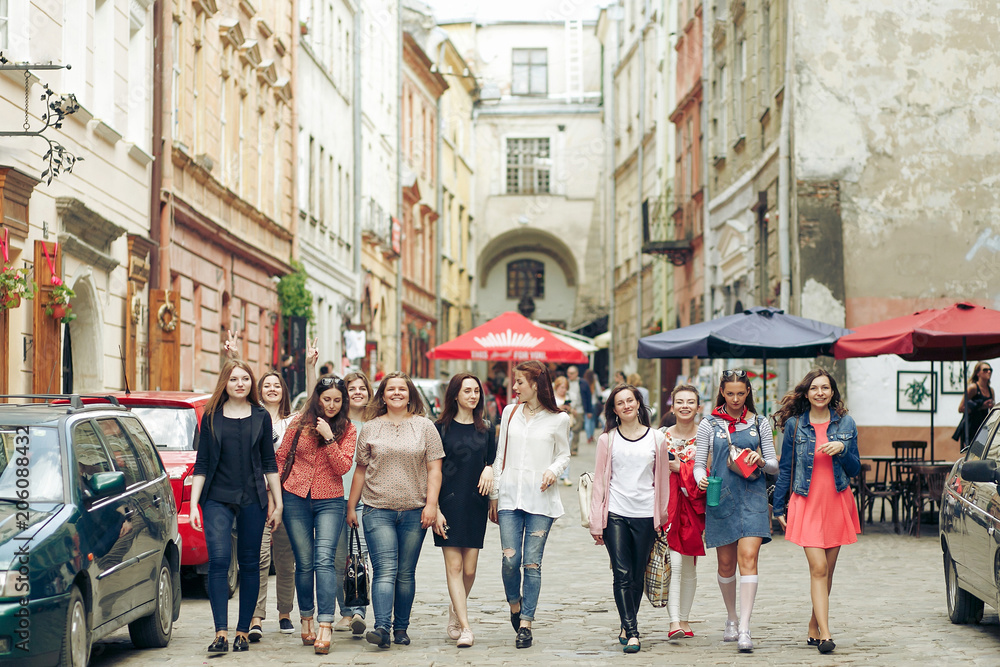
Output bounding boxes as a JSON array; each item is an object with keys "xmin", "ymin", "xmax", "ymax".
[{"xmin": 694, "ymin": 371, "xmax": 778, "ymax": 653}]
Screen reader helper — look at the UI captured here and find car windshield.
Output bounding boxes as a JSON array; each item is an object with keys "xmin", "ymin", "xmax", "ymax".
[
  {"xmin": 130, "ymin": 407, "xmax": 198, "ymax": 450},
  {"xmin": 0, "ymin": 426, "xmax": 65, "ymax": 502}
]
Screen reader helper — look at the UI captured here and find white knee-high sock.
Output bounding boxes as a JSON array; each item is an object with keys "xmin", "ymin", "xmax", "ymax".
[
  {"xmin": 718, "ymin": 574, "xmax": 737, "ymax": 622},
  {"xmin": 739, "ymin": 575, "xmax": 758, "ymax": 633}
]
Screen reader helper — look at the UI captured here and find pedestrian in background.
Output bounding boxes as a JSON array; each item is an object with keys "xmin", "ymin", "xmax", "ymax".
[
  {"xmin": 772, "ymin": 369, "xmax": 861, "ymax": 655},
  {"xmin": 346, "ymin": 373, "xmax": 445, "ymax": 649},
  {"xmin": 566, "ymin": 365, "xmax": 592, "ymax": 454},
  {"xmin": 627, "ymin": 373, "xmax": 651, "ymax": 419},
  {"xmin": 613, "ymin": 370, "xmax": 627, "ymax": 387},
  {"xmin": 589, "ymin": 385, "xmax": 670, "ymax": 654},
  {"xmin": 276, "ymin": 375, "xmax": 357, "ymax": 654},
  {"xmin": 694, "ymin": 370, "xmax": 778, "ymax": 653},
  {"xmin": 553, "ymin": 376, "xmax": 575, "ymax": 486},
  {"xmin": 584, "ymin": 368, "xmax": 603, "ymax": 438},
  {"xmin": 332, "ymin": 371, "xmax": 373, "ymax": 636},
  {"xmin": 489, "ymin": 360, "xmax": 571, "ymax": 649},
  {"xmin": 661, "ymin": 385, "xmax": 706, "ymax": 640},
  {"xmin": 434, "ymin": 373, "xmax": 497, "ymax": 648},
  {"xmin": 189, "ymin": 360, "xmax": 283, "ymax": 654},
  {"xmin": 955, "ymin": 361, "xmax": 995, "ymax": 447}
]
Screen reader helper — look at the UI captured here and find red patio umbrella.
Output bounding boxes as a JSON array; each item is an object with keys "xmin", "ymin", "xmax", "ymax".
[
  {"xmin": 833, "ymin": 302, "xmax": 1000, "ymax": 457},
  {"xmin": 427, "ymin": 311, "xmax": 587, "ymax": 363}
]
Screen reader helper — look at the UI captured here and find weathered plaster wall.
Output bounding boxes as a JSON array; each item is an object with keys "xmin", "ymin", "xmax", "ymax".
[{"xmin": 795, "ymin": 0, "xmax": 1000, "ymax": 318}]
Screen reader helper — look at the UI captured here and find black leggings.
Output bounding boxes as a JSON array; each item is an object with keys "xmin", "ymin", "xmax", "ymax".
[{"xmin": 603, "ymin": 513, "xmax": 655, "ymax": 638}]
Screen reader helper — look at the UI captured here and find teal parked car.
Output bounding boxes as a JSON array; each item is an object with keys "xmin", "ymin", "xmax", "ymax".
[{"xmin": 0, "ymin": 396, "xmax": 181, "ymax": 666}]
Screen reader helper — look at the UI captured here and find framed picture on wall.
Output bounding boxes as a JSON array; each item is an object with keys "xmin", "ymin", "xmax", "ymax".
[
  {"xmin": 897, "ymin": 371, "xmax": 937, "ymax": 413},
  {"xmin": 940, "ymin": 361, "xmax": 969, "ymax": 395}
]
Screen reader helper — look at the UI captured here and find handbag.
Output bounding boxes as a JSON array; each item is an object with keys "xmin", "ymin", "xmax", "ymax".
[
  {"xmin": 279, "ymin": 426, "xmax": 303, "ymax": 484},
  {"xmin": 716, "ymin": 415, "xmax": 763, "ymax": 481},
  {"xmin": 343, "ymin": 525, "xmax": 370, "ymax": 607},
  {"xmin": 643, "ymin": 531, "xmax": 671, "ymax": 607},
  {"xmin": 579, "ymin": 431, "xmax": 614, "ymax": 528}
]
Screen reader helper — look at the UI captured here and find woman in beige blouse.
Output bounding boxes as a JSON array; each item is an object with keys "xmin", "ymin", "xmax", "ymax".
[{"xmin": 346, "ymin": 372, "xmax": 445, "ymax": 649}]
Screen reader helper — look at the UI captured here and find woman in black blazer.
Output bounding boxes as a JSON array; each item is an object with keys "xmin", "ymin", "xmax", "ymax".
[{"xmin": 190, "ymin": 360, "xmax": 284, "ymax": 653}]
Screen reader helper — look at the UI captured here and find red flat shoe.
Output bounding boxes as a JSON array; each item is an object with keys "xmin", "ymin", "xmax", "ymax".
[
  {"xmin": 668, "ymin": 629, "xmax": 685, "ymax": 640},
  {"xmin": 683, "ymin": 630, "xmax": 694, "ymax": 638}
]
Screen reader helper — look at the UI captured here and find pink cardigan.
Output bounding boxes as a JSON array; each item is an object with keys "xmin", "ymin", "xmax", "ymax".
[{"xmin": 589, "ymin": 427, "xmax": 670, "ymax": 537}]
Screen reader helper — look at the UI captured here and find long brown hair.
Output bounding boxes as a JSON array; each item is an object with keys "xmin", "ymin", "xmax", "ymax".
[
  {"xmin": 971, "ymin": 361, "xmax": 993, "ymax": 386},
  {"xmin": 365, "ymin": 372, "xmax": 425, "ymax": 420},
  {"xmin": 603, "ymin": 384, "xmax": 651, "ymax": 433},
  {"xmin": 514, "ymin": 360, "xmax": 559, "ymax": 413},
  {"xmin": 258, "ymin": 370, "xmax": 291, "ymax": 420},
  {"xmin": 772, "ymin": 368, "xmax": 847, "ymax": 429},
  {"xmin": 205, "ymin": 360, "xmax": 260, "ymax": 418},
  {"xmin": 299, "ymin": 375, "xmax": 351, "ymax": 441},
  {"xmin": 343, "ymin": 371, "xmax": 373, "ymax": 402},
  {"xmin": 437, "ymin": 372, "xmax": 487, "ymax": 434},
  {"xmin": 714, "ymin": 370, "xmax": 757, "ymax": 414}
]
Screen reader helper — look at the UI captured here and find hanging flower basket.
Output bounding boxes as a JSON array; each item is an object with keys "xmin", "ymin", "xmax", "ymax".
[
  {"xmin": 45, "ymin": 283, "xmax": 77, "ymax": 324},
  {"xmin": 0, "ymin": 265, "xmax": 36, "ymax": 311}
]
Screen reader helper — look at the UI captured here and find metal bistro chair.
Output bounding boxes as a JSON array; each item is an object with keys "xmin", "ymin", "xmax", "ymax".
[
  {"xmin": 891, "ymin": 441, "xmax": 927, "ymax": 527},
  {"xmin": 907, "ymin": 464, "xmax": 949, "ymax": 537},
  {"xmin": 864, "ymin": 458, "xmax": 902, "ymax": 532}
]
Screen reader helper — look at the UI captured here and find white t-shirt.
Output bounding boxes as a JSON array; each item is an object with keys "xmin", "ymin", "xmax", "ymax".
[{"xmin": 608, "ymin": 427, "xmax": 657, "ymax": 518}]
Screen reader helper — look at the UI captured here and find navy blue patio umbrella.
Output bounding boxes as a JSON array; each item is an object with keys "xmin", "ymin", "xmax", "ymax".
[{"xmin": 638, "ymin": 307, "xmax": 852, "ymax": 414}]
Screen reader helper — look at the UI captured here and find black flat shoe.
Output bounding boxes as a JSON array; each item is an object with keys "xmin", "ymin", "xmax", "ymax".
[
  {"xmin": 248, "ymin": 625, "xmax": 262, "ymax": 642},
  {"xmin": 807, "ymin": 637, "xmax": 820, "ymax": 646},
  {"xmin": 232, "ymin": 636, "xmax": 249, "ymax": 652},
  {"xmin": 515, "ymin": 627, "xmax": 533, "ymax": 649},
  {"xmin": 510, "ymin": 611, "xmax": 521, "ymax": 632},
  {"xmin": 366, "ymin": 627, "xmax": 391, "ymax": 649},
  {"xmin": 208, "ymin": 636, "xmax": 229, "ymax": 653},
  {"xmin": 818, "ymin": 639, "xmax": 836, "ymax": 654},
  {"xmin": 393, "ymin": 630, "xmax": 410, "ymax": 645}
]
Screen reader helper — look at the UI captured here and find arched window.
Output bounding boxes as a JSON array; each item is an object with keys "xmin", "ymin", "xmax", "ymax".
[{"xmin": 506, "ymin": 259, "xmax": 544, "ymax": 299}]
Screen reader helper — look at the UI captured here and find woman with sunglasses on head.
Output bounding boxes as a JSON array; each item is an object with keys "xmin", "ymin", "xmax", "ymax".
[
  {"xmin": 956, "ymin": 361, "xmax": 995, "ymax": 447},
  {"xmin": 189, "ymin": 361, "xmax": 283, "ymax": 654},
  {"xmin": 224, "ymin": 332, "xmax": 318, "ymax": 642},
  {"xmin": 589, "ymin": 384, "xmax": 670, "ymax": 654},
  {"xmin": 488, "ymin": 360, "xmax": 571, "ymax": 650},
  {"xmin": 275, "ymin": 375, "xmax": 357, "ymax": 654},
  {"xmin": 346, "ymin": 373, "xmax": 445, "ymax": 649},
  {"xmin": 661, "ymin": 384, "xmax": 707, "ymax": 640},
  {"xmin": 433, "ymin": 373, "xmax": 497, "ymax": 648},
  {"xmin": 771, "ymin": 369, "xmax": 860, "ymax": 655},
  {"xmin": 332, "ymin": 371, "xmax": 374, "ymax": 635},
  {"xmin": 693, "ymin": 369, "xmax": 778, "ymax": 653}
]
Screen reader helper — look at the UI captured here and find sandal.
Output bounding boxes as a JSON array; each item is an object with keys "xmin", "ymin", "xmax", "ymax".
[
  {"xmin": 314, "ymin": 623, "xmax": 333, "ymax": 654},
  {"xmin": 300, "ymin": 618, "xmax": 316, "ymax": 646}
]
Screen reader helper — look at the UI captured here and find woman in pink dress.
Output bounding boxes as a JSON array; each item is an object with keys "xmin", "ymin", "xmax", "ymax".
[{"xmin": 771, "ymin": 370, "xmax": 861, "ymax": 655}]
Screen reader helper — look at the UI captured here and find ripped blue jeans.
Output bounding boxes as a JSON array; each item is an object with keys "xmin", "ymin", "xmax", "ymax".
[{"xmin": 498, "ymin": 510, "xmax": 555, "ymax": 622}]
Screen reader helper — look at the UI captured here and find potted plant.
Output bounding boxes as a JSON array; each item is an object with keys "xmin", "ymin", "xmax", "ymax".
[
  {"xmin": 0, "ymin": 265, "xmax": 36, "ymax": 310},
  {"xmin": 45, "ymin": 283, "xmax": 77, "ymax": 323}
]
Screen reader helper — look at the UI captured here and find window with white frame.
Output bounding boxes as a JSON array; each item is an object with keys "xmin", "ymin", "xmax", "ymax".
[
  {"xmin": 735, "ymin": 38, "xmax": 746, "ymax": 137},
  {"xmin": 171, "ymin": 19, "xmax": 181, "ymax": 140},
  {"xmin": 512, "ymin": 48, "xmax": 547, "ymax": 96},
  {"xmin": 506, "ymin": 138, "xmax": 551, "ymax": 194},
  {"xmin": 0, "ymin": 0, "xmax": 8, "ymax": 50}
]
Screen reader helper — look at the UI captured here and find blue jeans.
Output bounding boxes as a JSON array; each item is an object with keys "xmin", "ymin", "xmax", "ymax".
[
  {"xmin": 282, "ymin": 492, "xmax": 346, "ymax": 623},
  {"xmin": 202, "ymin": 499, "xmax": 267, "ymax": 632},
  {"xmin": 362, "ymin": 507, "xmax": 426, "ymax": 632},
  {"xmin": 498, "ymin": 509, "xmax": 555, "ymax": 622},
  {"xmin": 584, "ymin": 413, "xmax": 596, "ymax": 440},
  {"xmin": 335, "ymin": 501, "xmax": 367, "ymax": 618}
]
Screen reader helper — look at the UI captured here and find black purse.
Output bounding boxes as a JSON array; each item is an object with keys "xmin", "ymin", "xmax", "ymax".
[
  {"xmin": 343, "ymin": 525, "xmax": 370, "ymax": 607},
  {"xmin": 279, "ymin": 427, "xmax": 303, "ymax": 485}
]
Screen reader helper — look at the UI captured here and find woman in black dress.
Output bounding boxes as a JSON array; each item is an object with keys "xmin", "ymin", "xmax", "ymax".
[{"xmin": 433, "ymin": 373, "xmax": 497, "ymax": 648}]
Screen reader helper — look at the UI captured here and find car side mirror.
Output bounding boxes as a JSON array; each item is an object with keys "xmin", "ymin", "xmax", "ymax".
[
  {"xmin": 961, "ymin": 460, "xmax": 1000, "ymax": 484},
  {"xmin": 90, "ymin": 471, "xmax": 126, "ymax": 498}
]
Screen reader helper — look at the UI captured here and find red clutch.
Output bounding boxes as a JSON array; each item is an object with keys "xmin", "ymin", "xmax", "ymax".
[{"xmin": 731, "ymin": 448, "xmax": 759, "ymax": 479}]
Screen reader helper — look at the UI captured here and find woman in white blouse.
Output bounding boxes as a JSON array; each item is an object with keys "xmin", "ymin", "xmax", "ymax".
[{"xmin": 489, "ymin": 360, "xmax": 571, "ymax": 650}]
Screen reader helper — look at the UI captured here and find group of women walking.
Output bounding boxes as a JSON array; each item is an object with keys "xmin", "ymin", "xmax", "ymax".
[{"xmin": 189, "ymin": 348, "xmax": 862, "ymax": 656}]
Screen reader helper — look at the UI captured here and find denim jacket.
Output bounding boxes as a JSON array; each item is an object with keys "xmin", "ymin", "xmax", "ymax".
[{"xmin": 771, "ymin": 410, "xmax": 861, "ymax": 518}]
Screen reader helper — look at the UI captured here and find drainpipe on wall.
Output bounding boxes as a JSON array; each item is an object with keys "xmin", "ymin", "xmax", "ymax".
[
  {"xmin": 395, "ymin": 0, "xmax": 403, "ymax": 372},
  {"xmin": 701, "ymin": 0, "xmax": 713, "ymax": 323},
  {"xmin": 149, "ymin": 0, "xmax": 164, "ymax": 290},
  {"xmin": 777, "ymin": 0, "xmax": 793, "ymax": 390},
  {"xmin": 607, "ymin": 9, "xmax": 620, "ymax": 379},
  {"xmin": 636, "ymin": 17, "xmax": 645, "ymax": 354},
  {"xmin": 434, "ymin": 39, "xmax": 445, "ymax": 380},
  {"xmin": 353, "ymin": 11, "xmax": 363, "ymax": 286}
]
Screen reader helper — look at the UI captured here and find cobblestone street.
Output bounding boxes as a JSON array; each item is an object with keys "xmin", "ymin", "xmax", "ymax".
[{"xmin": 91, "ymin": 439, "xmax": 999, "ymax": 666}]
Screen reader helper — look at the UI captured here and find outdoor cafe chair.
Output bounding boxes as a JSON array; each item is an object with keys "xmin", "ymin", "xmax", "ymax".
[{"xmin": 864, "ymin": 457, "xmax": 902, "ymax": 533}]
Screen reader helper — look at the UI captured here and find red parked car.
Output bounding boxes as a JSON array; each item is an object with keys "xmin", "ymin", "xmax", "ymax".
[{"xmin": 111, "ymin": 391, "xmax": 239, "ymax": 597}]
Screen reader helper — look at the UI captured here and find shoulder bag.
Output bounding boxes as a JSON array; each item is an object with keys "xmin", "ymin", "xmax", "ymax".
[
  {"xmin": 342, "ymin": 525, "xmax": 370, "ymax": 607},
  {"xmin": 643, "ymin": 531, "xmax": 671, "ymax": 607},
  {"xmin": 578, "ymin": 430, "xmax": 613, "ymax": 528},
  {"xmin": 715, "ymin": 414, "xmax": 765, "ymax": 481},
  {"xmin": 279, "ymin": 426, "xmax": 304, "ymax": 484}
]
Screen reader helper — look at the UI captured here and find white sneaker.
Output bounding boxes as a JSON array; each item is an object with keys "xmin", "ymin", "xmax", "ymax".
[
  {"xmin": 723, "ymin": 620, "xmax": 739, "ymax": 642},
  {"xmin": 447, "ymin": 606, "xmax": 462, "ymax": 640},
  {"xmin": 457, "ymin": 628, "xmax": 474, "ymax": 648},
  {"xmin": 334, "ymin": 616, "xmax": 352, "ymax": 632}
]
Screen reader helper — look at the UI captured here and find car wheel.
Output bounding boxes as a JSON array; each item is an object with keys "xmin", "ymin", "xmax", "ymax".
[
  {"xmin": 59, "ymin": 587, "xmax": 89, "ymax": 667},
  {"xmin": 129, "ymin": 559, "xmax": 174, "ymax": 648},
  {"xmin": 200, "ymin": 534, "xmax": 240, "ymax": 599},
  {"xmin": 945, "ymin": 549, "xmax": 984, "ymax": 624}
]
